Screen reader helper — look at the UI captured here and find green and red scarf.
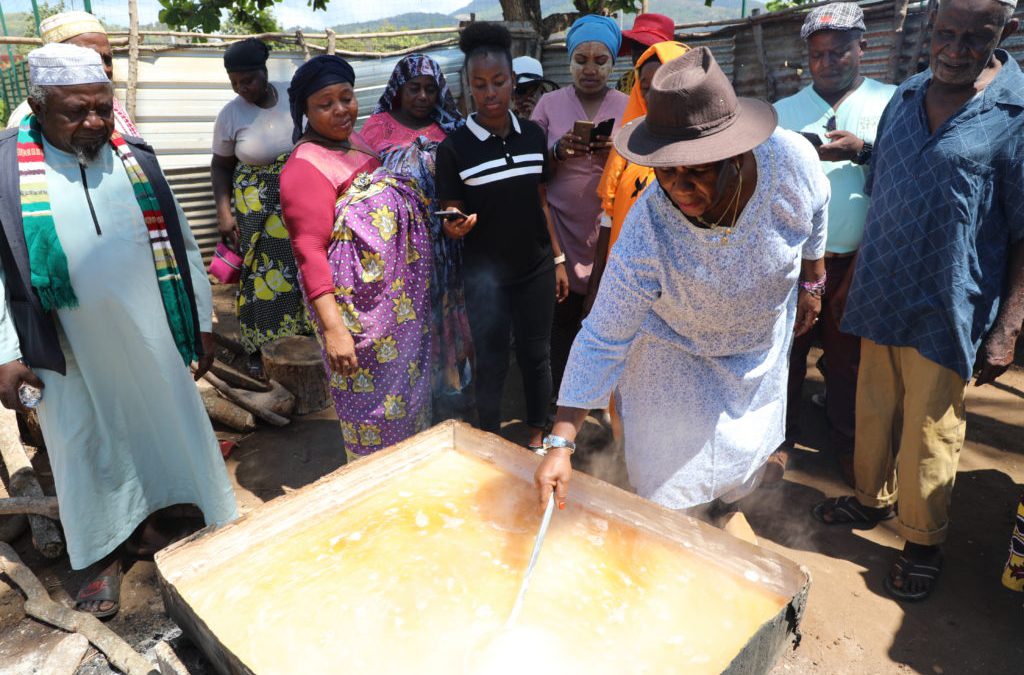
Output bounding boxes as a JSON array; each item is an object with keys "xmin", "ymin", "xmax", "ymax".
[{"xmin": 17, "ymin": 114, "xmax": 196, "ymax": 365}]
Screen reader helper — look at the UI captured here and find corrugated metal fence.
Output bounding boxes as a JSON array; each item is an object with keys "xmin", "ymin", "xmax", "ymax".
[{"xmin": 113, "ymin": 46, "xmax": 464, "ymax": 171}]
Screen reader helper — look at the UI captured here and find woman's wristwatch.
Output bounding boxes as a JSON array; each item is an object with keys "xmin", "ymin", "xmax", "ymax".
[
  {"xmin": 552, "ymin": 139, "xmax": 562, "ymax": 161},
  {"xmin": 536, "ymin": 434, "xmax": 576, "ymax": 456}
]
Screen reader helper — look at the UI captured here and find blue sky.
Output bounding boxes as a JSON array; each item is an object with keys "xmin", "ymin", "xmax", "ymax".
[{"xmin": 1, "ymin": 0, "xmax": 470, "ymax": 28}]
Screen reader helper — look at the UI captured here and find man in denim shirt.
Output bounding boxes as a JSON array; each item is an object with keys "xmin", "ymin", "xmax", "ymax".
[{"xmin": 813, "ymin": 0, "xmax": 1024, "ymax": 602}]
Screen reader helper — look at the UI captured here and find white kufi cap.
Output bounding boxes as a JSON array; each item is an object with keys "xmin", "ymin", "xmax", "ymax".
[
  {"xmin": 28, "ymin": 43, "xmax": 108, "ymax": 87},
  {"xmin": 39, "ymin": 10, "xmax": 106, "ymax": 44}
]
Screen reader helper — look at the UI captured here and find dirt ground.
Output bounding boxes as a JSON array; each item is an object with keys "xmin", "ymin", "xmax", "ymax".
[{"xmin": 0, "ymin": 285, "xmax": 1021, "ymax": 674}]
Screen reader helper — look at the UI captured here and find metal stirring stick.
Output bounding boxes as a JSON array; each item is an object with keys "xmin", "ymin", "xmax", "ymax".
[{"xmin": 505, "ymin": 492, "xmax": 556, "ymax": 627}]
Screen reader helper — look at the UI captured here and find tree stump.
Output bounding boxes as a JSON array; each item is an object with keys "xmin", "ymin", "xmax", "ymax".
[{"xmin": 261, "ymin": 336, "xmax": 330, "ymax": 415}]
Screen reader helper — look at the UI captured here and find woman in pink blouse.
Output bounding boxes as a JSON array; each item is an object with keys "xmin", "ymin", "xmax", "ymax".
[
  {"xmin": 531, "ymin": 15, "xmax": 629, "ymax": 396},
  {"xmin": 361, "ymin": 54, "xmax": 473, "ymax": 421},
  {"xmin": 280, "ymin": 55, "xmax": 434, "ymax": 459}
]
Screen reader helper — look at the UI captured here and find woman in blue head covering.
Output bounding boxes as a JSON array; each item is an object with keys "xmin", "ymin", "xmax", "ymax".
[
  {"xmin": 362, "ymin": 54, "xmax": 473, "ymax": 419},
  {"xmin": 279, "ymin": 55, "xmax": 436, "ymax": 459},
  {"xmin": 530, "ymin": 14, "xmax": 629, "ymax": 398}
]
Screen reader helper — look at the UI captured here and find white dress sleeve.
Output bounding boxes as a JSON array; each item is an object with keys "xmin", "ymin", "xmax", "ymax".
[
  {"xmin": 800, "ymin": 139, "xmax": 830, "ymax": 260},
  {"xmin": 0, "ymin": 265, "xmax": 24, "ymax": 364},
  {"xmin": 557, "ymin": 199, "xmax": 662, "ymax": 409}
]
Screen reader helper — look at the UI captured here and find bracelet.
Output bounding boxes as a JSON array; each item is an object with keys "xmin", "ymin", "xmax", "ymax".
[
  {"xmin": 551, "ymin": 139, "xmax": 562, "ymax": 161},
  {"xmin": 541, "ymin": 434, "xmax": 576, "ymax": 455},
  {"xmin": 553, "ymin": 254, "xmax": 566, "ymax": 265},
  {"xmin": 799, "ymin": 273, "xmax": 827, "ymax": 298}
]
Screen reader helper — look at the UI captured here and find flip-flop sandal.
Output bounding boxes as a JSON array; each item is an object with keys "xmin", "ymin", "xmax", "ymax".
[
  {"xmin": 811, "ymin": 495, "xmax": 895, "ymax": 528},
  {"xmin": 884, "ymin": 553, "xmax": 943, "ymax": 602},
  {"xmin": 75, "ymin": 572, "xmax": 122, "ymax": 619}
]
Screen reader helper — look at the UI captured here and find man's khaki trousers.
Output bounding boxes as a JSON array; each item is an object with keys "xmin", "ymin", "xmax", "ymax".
[{"xmin": 853, "ymin": 339, "xmax": 968, "ymax": 546}]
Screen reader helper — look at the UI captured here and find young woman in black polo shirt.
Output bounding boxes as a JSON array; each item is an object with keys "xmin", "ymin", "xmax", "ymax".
[{"xmin": 436, "ymin": 22, "xmax": 569, "ymax": 448}]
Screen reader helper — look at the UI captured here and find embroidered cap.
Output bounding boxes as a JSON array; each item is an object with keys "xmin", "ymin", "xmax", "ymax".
[
  {"xmin": 800, "ymin": 2, "xmax": 867, "ymax": 40},
  {"xmin": 40, "ymin": 10, "xmax": 106, "ymax": 44},
  {"xmin": 28, "ymin": 43, "xmax": 109, "ymax": 87}
]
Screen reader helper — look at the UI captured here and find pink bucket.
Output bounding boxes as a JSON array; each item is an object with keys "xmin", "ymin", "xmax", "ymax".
[{"xmin": 208, "ymin": 242, "xmax": 243, "ymax": 284}]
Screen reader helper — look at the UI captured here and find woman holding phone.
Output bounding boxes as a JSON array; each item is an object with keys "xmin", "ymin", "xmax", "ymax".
[
  {"xmin": 435, "ymin": 22, "xmax": 569, "ymax": 449},
  {"xmin": 531, "ymin": 14, "xmax": 629, "ymax": 395}
]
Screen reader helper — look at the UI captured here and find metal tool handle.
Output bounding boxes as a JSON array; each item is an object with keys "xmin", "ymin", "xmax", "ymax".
[{"xmin": 506, "ymin": 492, "xmax": 556, "ymax": 627}]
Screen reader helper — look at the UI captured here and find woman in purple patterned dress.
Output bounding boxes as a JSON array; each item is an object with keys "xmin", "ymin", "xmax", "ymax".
[{"xmin": 281, "ymin": 55, "xmax": 433, "ymax": 459}]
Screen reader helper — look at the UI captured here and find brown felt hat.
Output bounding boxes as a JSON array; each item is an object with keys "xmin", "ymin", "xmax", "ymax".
[{"xmin": 614, "ymin": 47, "xmax": 777, "ymax": 167}]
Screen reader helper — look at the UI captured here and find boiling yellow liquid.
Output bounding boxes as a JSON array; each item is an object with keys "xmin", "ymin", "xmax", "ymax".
[{"xmin": 179, "ymin": 451, "xmax": 786, "ymax": 674}]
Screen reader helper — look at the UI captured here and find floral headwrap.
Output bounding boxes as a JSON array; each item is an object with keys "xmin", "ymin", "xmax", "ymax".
[{"xmin": 373, "ymin": 54, "xmax": 464, "ymax": 135}]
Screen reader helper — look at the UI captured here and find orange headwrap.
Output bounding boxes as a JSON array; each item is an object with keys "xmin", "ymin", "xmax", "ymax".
[{"xmin": 597, "ymin": 41, "xmax": 690, "ymax": 249}]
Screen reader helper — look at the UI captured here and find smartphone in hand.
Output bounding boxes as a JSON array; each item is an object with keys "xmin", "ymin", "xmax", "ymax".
[
  {"xmin": 434, "ymin": 209, "xmax": 469, "ymax": 220},
  {"xmin": 572, "ymin": 120, "xmax": 596, "ymax": 146},
  {"xmin": 801, "ymin": 131, "xmax": 823, "ymax": 147}
]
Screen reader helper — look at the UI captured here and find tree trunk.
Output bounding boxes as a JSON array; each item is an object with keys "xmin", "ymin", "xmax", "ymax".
[
  {"xmin": 500, "ymin": 0, "xmax": 543, "ymax": 35},
  {"xmin": 261, "ymin": 336, "xmax": 330, "ymax": 415}
]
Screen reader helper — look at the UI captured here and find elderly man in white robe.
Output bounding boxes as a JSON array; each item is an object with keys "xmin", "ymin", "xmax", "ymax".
[{"xmin": 0, "ymin": 43, "xmax": 237, "ymax": 618}]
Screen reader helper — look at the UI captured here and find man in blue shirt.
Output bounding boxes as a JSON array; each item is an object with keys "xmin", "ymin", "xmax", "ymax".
[
  {"xmin": 771, "ymin": 3, "xmax": 896, "ymax": 486},
  {"xmin": 814, "ymin": 0, "xmax": 1024, "ymax": 602}
]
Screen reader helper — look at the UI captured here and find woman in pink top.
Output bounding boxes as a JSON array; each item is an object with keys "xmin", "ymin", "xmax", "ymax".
[
  {"xmin": 361, "ymin": 54, "xmax": 473, "ymax": 421},
  {"xmin": 280, "ymin": 55, "xmax": 434, "ymax": 460},
  {"xmin": 532, "ymin": 14, "xmax": 629, "ymax": 395}
]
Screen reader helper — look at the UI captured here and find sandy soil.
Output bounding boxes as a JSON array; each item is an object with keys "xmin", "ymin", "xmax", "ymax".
[{"xmin": 0, "ymin": 285, "xmax": 1020, "ymax": 674}]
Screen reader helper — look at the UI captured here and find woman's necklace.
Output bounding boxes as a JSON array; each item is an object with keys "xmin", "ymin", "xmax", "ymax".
[
  {"xmin": 259, "ymin": 83, "xmax": 278, "ymax": 109},
  {"xmin": 696, "ymin": 168, "xmax": 744, "ymax": 245}
]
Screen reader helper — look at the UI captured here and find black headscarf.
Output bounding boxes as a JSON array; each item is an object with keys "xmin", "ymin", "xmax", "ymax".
[
  {"xmin": 287, "ymin": 55, "xmax": 357, "ymax": 143},
  {"xmin": 224, "ymin": 38, "xmax": 270, "ymax": 73}
]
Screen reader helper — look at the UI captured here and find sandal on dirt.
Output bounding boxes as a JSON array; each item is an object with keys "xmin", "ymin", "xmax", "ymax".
[
  {"xmin": 884, "ymin": 552, "xmax": 943, "ymax": 601},
  {"xmin": 75, "ymin": 572, "xmax": 122, "ymax": 619},
  {"xmin": 811, "ymin": 496, "xmax": 895, "ymax": 528}
]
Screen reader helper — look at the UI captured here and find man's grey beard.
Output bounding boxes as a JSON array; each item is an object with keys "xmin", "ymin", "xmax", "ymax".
[{"xmin": 71, "ymin": 139, "xmax": 106, "ymax": 165}]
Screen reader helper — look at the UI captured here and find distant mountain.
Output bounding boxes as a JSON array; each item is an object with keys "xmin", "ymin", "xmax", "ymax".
[
  {"xmin": 446, "ymin": 0, "xmax": 762, "ymax": 25},
  {"xmin": 325, "ymin": 0, "xmax": 763, "ymax": 35},
  {"xmin": 330, "ymin": 13, "xmax": 459, "ymax": 34}
]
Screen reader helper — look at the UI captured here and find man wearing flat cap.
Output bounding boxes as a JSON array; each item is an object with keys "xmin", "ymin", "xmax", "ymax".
[
  {"xmin": 771, "ymin": 3, "xmax": 896, "ymax": 485},
  {"xmin": 6, "ymin": 10, "xmax": 139, "ymax": 137},
  {"xmin": 815, "ymin": 0, "xmax": 1024, "ymax": 602},
  {"xmin": 0, "ymin": 43, "xmax": 236, "ymax": 617}
]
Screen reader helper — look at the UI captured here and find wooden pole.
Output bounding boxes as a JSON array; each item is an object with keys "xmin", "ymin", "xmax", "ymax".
[
  {"xmin": 0, "ymin": 408, "xmax": 63, "ymax": 558},
  {"xmin": 127, "ymin": 0, "xmax": 140, "ymax": 120},
  {"xmin": 326, "ymin": 29, "xmax": 336, "ymax": 55},
  {"xmin": 0, "ymin": 496, "xmax": 60, "ymax": 519},
  {"xmin": 296, "ymin": 29, "xmax": 310, "ymax": 61},
  {"xmin": 751, "ymin": 9, "xmax": 778, "ymax": 102},
  {"xmin": 908, "ymin": 0, "xmax": 936, "ymax": 78},
  {"xmin": 104, "ymin": 26, "xmax": 459, "ymax": 41},
  {"xmin": 887, "ymin": 0, "xmax": 912, "ymax": 82}
]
